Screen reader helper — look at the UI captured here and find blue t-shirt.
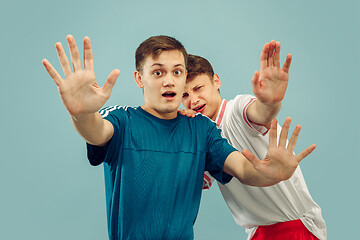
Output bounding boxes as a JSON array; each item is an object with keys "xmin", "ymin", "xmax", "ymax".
[{"xmin": 87, "ymin": 106, "xmax": 236, "ymax": 240}]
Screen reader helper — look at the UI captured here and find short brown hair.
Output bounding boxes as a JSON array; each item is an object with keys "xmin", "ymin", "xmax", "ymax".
[
  {"xmin": 186, "ymin": 54, "xmax": 214, "ymax": 82},
  {"xmin": 135, "ymin": 35, "xmax": 188, "ymax": 72}
]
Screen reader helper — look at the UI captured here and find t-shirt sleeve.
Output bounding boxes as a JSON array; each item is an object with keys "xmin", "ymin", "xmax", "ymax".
[
  {"xmin": 233, "ymin": 94, "xmax": 269, "ymax": 135},
  {"xmin": 86, "ymin": 106, "xmax": 126, "ymax": 166},
  {"xmin": 205, "ymin": 119, "xmax": 237, "ymax": 185}
]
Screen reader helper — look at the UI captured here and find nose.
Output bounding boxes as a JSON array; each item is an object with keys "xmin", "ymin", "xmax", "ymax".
[
  {"xmin": 190, "ymin": 93, "xmax": 199, "ymax": 106},
  {"xmin": 162, "ymin": 76, "xmax": 175, "ymax": 87}
]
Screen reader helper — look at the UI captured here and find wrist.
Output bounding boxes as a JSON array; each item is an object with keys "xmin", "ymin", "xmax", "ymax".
[
  {"xmin": 256, "ymin": 99, "xmax": 281, "ymax": 108},
  {"xmin": 71, "ymin": 112, "xmax": 97, "ymax": 122},
  {"xmin": 248, "ymin": 100, "xmax": 281, "ymax": 126}
]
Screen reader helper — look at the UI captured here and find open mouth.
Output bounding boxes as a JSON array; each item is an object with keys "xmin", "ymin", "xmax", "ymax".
[
  {"xmin": 193, "ymin": 104, "xmax": 206, "ymax": 112},
  {"xmin": 162, "ymin": 91, "xmax": 176, "ymax": 98}
]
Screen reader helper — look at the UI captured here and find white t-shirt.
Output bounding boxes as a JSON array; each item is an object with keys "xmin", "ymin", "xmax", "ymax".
[{"xmin": 204, "ymin": 95, "xmax": 327, "ymax": 240}]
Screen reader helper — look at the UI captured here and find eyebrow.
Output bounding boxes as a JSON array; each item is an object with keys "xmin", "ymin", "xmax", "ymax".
[
  {"xmin": 150, "ymin": 63, "xmax": 185, "ymax": 68},
  {"xmin": 185, "ymin": 84, "xmax": 201, "ymax": 92}
]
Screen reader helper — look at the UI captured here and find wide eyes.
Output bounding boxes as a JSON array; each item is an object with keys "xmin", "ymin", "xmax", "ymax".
[
  {"xmin": 152, "ymin": 69, "xmax": 183, "ymax": 77},
  {"xmin": 153, "ymin": 70, "xmax": 163, "ymax": 77},
  {"xmin": 174, "ymin": 70, "xmax": 182, "ymax": 75}
]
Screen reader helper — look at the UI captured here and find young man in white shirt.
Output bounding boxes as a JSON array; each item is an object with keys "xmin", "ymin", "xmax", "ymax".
[{"xmin": 181, "ymin": 41, "xmax": 326, "ymax": 240}]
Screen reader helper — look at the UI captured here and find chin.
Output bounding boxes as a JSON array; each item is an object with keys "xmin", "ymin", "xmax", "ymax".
[
  {"xmin": 165, "ymin": 106, "xmax": 179, "ymax": 114},
  {"xmin": 159, "ymin": 104, "xmax": 179, "ymax": 114}
]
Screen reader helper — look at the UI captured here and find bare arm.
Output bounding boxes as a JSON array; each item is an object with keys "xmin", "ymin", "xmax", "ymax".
[
  {"xmin": 247, "ymin": 40, "xmax": 292, "ymax": 127},
  {"xmin": 223, "ymin": 117, "xmax": 315, "ymax": 187},
  {"xmin": 42, "ymin": 35, "xmax": 120, "ymax": 146},
  {"xmin": 70, "ymin": 113, "xmax": 114, "ymax": 146}
]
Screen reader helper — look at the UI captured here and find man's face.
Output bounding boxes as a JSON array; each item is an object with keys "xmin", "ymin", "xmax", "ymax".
[
  {"xmin": 135, "ymin": 50, "xmax": 187, "ymax": 119},
  {"xmin": 182, "ymin": 74, "xmax": 222, "ymax": 121}
]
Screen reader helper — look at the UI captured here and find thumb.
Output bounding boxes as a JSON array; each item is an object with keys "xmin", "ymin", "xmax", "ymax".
[
  {"xmin": 295, "ymin": 144, "xmax": 316, "ymax": 163},
  {"xmin": 242, "ymin": 149, "xmax": 261, "ymax": 167},
  {"xmin": 282, "ymin": 53, "xmax": 292, "ymax": 73},
  {"xmin": 251, "ymin": 70, "xmax": 259, "ymax": 83},
  {"xmin": 102, "ymin": 69, "xmax": 120, "ymax": 95},
  {"xmin": 251, "ymin": 71, "xmax": 260, "ymax": 89}
]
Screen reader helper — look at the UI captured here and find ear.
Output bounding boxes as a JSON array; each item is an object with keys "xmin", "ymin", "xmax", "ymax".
[
  {"xmin": 213, "ymin": 73, "xmax": 221, "ymax": 89},
  {"xmin": 134, "ymin": 70, "xmax": 144, "ymax": 88}
]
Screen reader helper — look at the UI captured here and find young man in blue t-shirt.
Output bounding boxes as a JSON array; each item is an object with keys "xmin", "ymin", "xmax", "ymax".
[{"xmin": 42, "ymin": 35, "xmax": 316, "ymax": 240}]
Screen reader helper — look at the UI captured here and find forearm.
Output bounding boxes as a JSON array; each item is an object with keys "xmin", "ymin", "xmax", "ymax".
[
  {"xmin": 246, "ymin": 100, "xmax": 281, "ymax": 126},
  {"xmin": 71, "ymin": 112, "xmax": 114, "ymax": 146}
]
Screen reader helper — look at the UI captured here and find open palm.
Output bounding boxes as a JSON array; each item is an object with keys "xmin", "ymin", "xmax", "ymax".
[
  {"xmin": 42, "ymin": 35, "xmax": 119, "ymax": 118},
  {"xmin": 252, "ymin": 40, "xmax": 292, "ymax": 104},
  {"xmin": 242, "ymin": 117, "xmax": 316, "ymax": 185}
]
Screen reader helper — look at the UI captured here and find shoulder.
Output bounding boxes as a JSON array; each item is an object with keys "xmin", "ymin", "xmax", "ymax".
[
  {"xmin": 193, "ymin": 113, "xmax": 217, "ymax": 126},
  {"xmin": 178, "ymin": 113, "xmax": 217, "ymax": 134},
  {"xmin": 224, "ymin": 94, "xmax": 256, "ymax": 117},
  {"xmin": 99, "ymin": 106, "xmax": 139, "ymax": 127},
  {"xmin": 229, "ymin": 94, "xmax": 256, "ymax": 108},
  {"xmin": 99, "ymin": 105, "xmax": 132, "ymax": 117}
]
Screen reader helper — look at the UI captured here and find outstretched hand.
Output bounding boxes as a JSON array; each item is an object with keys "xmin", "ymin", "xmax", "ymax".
[
  {"xmin": 42, "ymin": 35, "xmax": 120, "ymax": 119},
  {"xmin": 242, "ymin": 117, "xmax": 316, "ymax": 185},
  {"xmin": 252, "ymin": 40, "xmax": 292, "ymax": 104}
]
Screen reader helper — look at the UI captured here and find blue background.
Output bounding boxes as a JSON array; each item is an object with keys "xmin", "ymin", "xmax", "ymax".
[{"xmin": 1, "ymin": 0, "xmax": 359, "ymax": 239}]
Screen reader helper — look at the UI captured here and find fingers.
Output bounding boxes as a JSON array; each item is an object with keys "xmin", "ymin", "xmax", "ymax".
[
  {"xmin": 56, "ymin": 35, "xmax": 94, "ymax": 73},
  {"xmin": 273, "ymin": 41, "xmax": 281, "ymax": 67},
  {"xmin": 268, "ymin": 119, "xmax": 278, "ymax": 149},
  {"xmin": 295, "ymin": 144, "xmax": 316, "ymax": 163},
  {"xmin": 186, "ymin": 110, "xmax": 196, "ymax": 118},
  {"xmin": 260, "ymin": 43, "xmax": 269, "ymax": 71},
  {"xmin": 268, "ymin": 40, "xmax": 276, "ymax": 67},
  {"xmin": 282, "ymin": 118, "xmax": 316, "ymax": 163},
  {"xmin": 261, "ymin": 40, "xmax": 290, "ymax": 71},
  {"xmin": 55, "ymin": 42, "xmax": 72, "ymax": 77},
  {"xmin": 178, "ymin": 109, "xmax": 195, "ymax": 117},
  {"xmin": 102, "ymin": 69, "xmax": 120, "ymax": 95},
  {"xmin": 178, "ymin": 109, "xmax": 186, "ymax": 115},
  {"xmin": 282, "ymin": 53, "xmax": 292, "ymax": 73},
  {"xmin": 66, "ymin": 35, "xmax": 82, "ymax": 71},
  {"xmin": 278, "ymin": 117, "xmax": 291, "ymax": 148},
  {"xmin": 83, "ymin": 36, "xmax": 94, "ymax": 70},
  {"xmin": 287, "ymin": 124, "xmax": 301, "ymax": 153},
  {"xmin": 42, "ymin": 59, "xmax": 63, "ymax": 86}
]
